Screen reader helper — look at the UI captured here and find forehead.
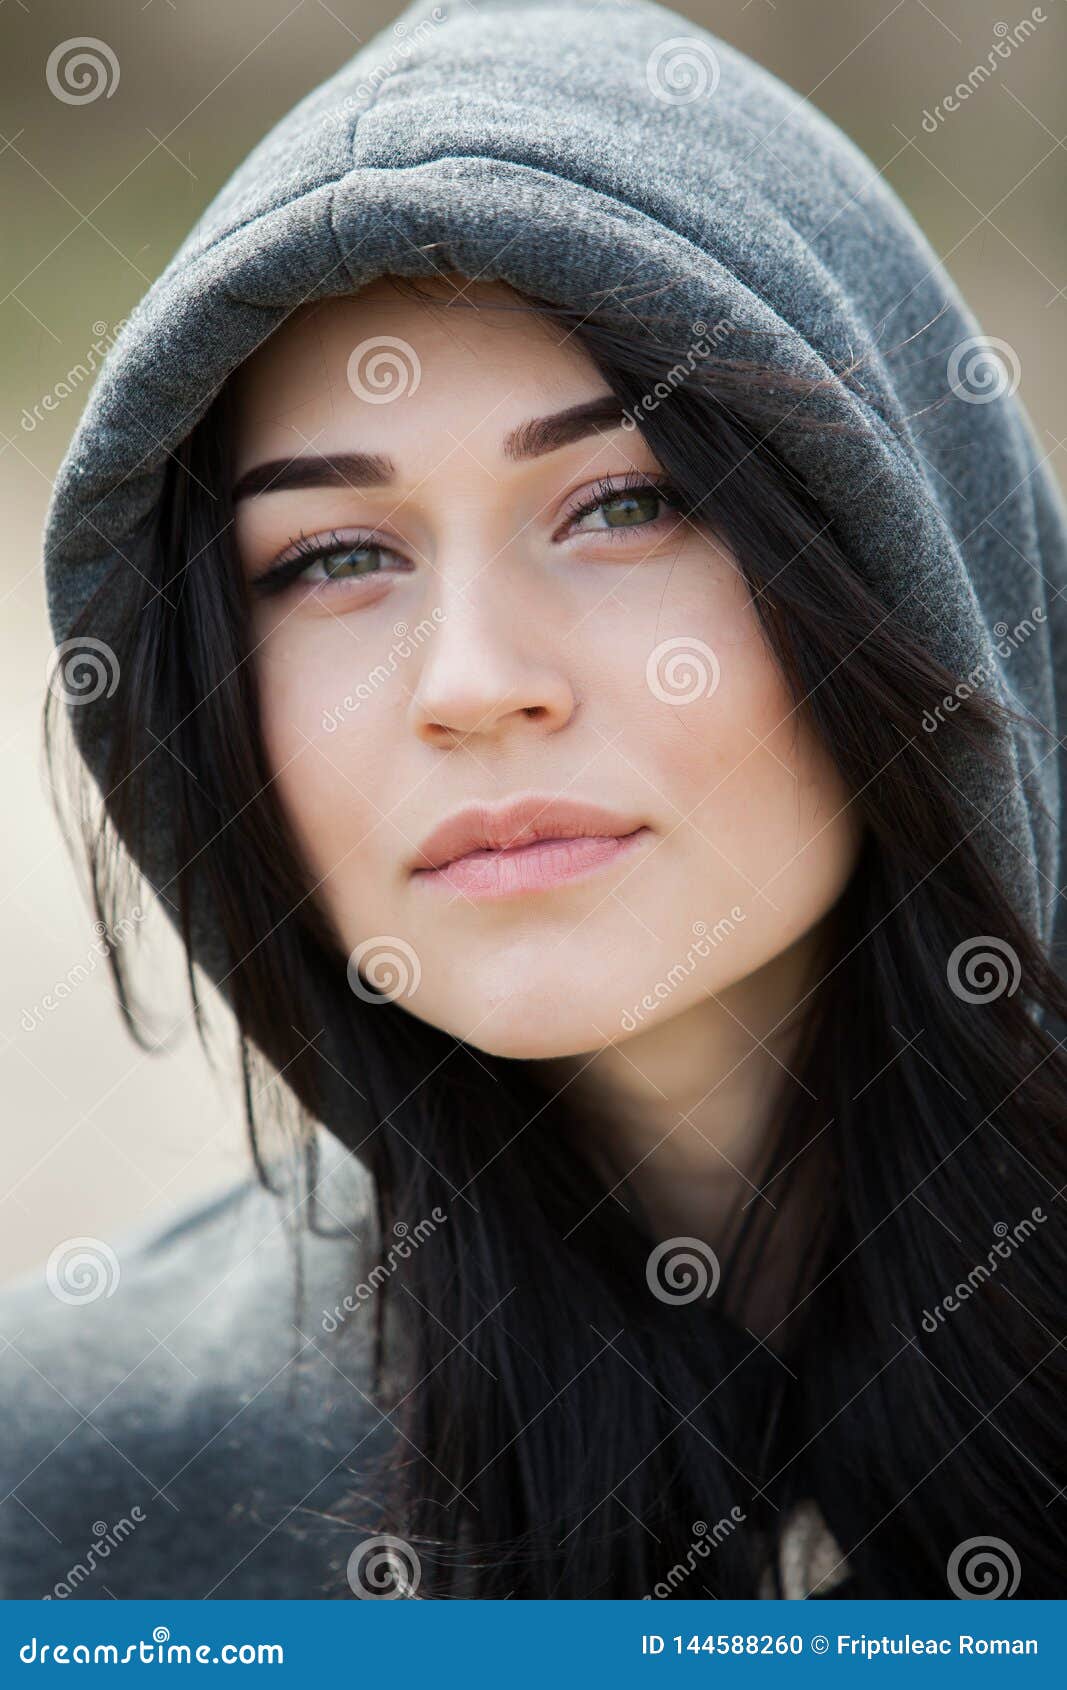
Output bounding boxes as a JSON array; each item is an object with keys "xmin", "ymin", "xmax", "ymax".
[
  {"xmin": 233, "ymin": 278, "xmax": 584, "ymax": 405},
  {"xmin": 230, "ymin": 277, "xmax": 603, "ymax": 467}
]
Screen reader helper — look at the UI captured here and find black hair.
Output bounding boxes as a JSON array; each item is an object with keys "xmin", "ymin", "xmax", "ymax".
[{"xmin": 44, "ymin": 276, "xmax": 1067, "ymax": 1598}]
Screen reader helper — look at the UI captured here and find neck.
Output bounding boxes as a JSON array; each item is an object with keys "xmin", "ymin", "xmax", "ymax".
[{"xmin": 534, "ymin": 921, "xmax": 832, "ymax": 1336}]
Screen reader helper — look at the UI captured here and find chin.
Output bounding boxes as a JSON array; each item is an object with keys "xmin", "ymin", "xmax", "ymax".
[{"xmin": 413, "ymin": 999, "xmax": 609, "ymax": 1063}]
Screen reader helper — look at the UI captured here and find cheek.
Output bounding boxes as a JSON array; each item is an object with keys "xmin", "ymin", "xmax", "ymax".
[
  {"xmin": 642, "ymin": 608, "xmax": 860, "ymax": 945},
  {"xmin": 632, "ymin": 569, "xmax": 786, "ymax": 804},
  {"xmin": 253, "ymin": 618, "xmax": 395, "ymax": 905}
]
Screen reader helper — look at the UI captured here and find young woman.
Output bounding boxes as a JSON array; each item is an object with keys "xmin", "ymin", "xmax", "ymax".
[{"xmin": 13, "ymin": 0, "xmax": 1067, "ymax": 1601}]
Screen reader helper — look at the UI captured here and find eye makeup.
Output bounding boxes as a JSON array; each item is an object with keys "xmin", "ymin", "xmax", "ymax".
[{"xmin": 247, "ymin": 467, "xmax": 689, "ymax": 599}]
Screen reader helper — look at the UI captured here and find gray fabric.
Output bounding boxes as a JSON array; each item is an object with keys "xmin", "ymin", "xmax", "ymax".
[
  {"xmin": 0, "ymin": 1132, "xmax": 398, "ymax": 1598},
  {"xmin": 27, "ymin": 0, "xmax": 1067, "ymax": 1599}
]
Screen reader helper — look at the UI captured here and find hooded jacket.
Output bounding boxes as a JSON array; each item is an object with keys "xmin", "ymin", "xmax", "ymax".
[{"xmin": 9, "ymin": 0, "xmax": 1067, "ymax": 1599}]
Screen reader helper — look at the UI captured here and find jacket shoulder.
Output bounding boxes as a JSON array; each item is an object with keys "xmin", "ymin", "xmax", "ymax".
[{"xmin": 0, "ymin": 1152, "xmax": 393, "ymax": 1598}]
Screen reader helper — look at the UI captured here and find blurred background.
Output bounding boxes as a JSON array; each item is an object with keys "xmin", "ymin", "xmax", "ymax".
[{"xmin": 1, "ymin": 0, "xmax": 1064, "ymax": 1278}]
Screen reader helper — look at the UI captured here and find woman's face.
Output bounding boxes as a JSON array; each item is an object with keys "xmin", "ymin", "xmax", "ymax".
[{"xmin": 232, "ymin": 277, "xmax": 862, "ymax": 1059}]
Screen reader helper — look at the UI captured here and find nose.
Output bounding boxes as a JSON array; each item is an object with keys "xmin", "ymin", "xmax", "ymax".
[{"xmin": 407, "ymin": 572, "xmax": 577, "ymax": 745}]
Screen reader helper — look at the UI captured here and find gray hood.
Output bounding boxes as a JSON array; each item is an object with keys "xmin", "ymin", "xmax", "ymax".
[{"xmin": 42, "ymin": 0, "xmax": 1067, "ymax": 994}]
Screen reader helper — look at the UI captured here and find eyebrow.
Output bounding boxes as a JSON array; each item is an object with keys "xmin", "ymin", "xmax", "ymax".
[{"xmin": 231, "ymin": 395, "xmax": 626, "ymax": 501}]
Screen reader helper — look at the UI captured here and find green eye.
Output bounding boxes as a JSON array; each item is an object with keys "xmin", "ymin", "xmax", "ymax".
[
  {"xmin": 567, "ymin": 481, "xmax": 682, "ymax": 539},
  {"xmin": 312, "ymin": 545, "xmax": 384, "ymax": 579},
  {"xmin": 598, "ymin": 490, "xmax": 665, "ymax": 528},
  {"xmin": 252, "ymin": 534, "xmax": 409, "ymax": 598}
]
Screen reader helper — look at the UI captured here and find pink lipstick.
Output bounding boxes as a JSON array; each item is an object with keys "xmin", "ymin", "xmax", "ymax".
[{"xmin": 409, "ymin": 795, "xmax": 651, "ymax": 903}]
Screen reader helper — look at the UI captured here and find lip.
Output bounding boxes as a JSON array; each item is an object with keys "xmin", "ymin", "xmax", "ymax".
[{"xmin": 409, "ymin": 796, "xmax": 652, "ymax": 902}]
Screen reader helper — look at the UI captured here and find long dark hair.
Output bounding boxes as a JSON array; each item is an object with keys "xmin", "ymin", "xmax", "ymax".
[{"xmin": 44, "ymin": 277, "xmax": 1067, "ymax": 1598}]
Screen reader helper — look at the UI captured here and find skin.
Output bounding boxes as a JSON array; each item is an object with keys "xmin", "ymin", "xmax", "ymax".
[{"xmin": 232, "ymin": 274, "xmax": 864, "ymax": 1290}]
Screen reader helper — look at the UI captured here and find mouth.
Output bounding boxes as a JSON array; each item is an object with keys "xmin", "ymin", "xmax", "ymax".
[
  {"xmin": 408, "ymin": 797, "xmax": 653, "ymax": 903},
  {"xmin": 411, "ymin": 827, "xmax": 652, "ymax": 901}
]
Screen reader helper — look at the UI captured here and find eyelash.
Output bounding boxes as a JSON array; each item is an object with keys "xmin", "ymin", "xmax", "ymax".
[{"xmin": 249, "ymin": 469, "xmax": 688, "ymax": 599}]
